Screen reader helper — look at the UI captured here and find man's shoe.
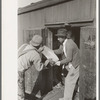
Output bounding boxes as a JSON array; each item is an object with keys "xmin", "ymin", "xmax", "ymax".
[
  {"xmin": 25, "ymin": 93, "xmax": 30, "ymax": 99},
  {"xmin": 30, "ymin": 93, "xmax": 39, "ymax": 100},
  {"xmin": 25, "ymin": 93, "xmax": 39, "ymax": 100}
]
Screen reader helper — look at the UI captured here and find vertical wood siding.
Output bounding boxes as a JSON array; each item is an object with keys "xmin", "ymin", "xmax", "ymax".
[
  {"xmin": 80, "ymin": 27, "xmax": 96, "ymax": 100},
  {"xmin": 30, "ymin": 10, "xmax": 45, "ymax": 28},
  {"xmin": 18, "ymin": 0, "xmax": 96, "ymax": 47},
  {"xmin": 18, "ymin": 13, "xmax": 31, "ymax": 47},
  {"xmin": 18, "ymin": 0, "xmax": 96, "ymax": 30}
]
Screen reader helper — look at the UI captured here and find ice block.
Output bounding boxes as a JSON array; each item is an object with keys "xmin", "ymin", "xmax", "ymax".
[{"xmin": 42, "ymin": 46, "xmax": 59, "ymax": 62}]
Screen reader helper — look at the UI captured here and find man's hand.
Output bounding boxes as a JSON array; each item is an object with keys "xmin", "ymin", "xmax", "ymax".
[
  {"xmin": 65, "ymin": 63, "xmax": 72, "ymax": 71},
  {"xmin": 65, "ymin": 65, "xmax": 70, "ymax": 71},
  {"xmin": 55, "ymin": 61, "xmax": 60, "ymax": 66},
  {"xmin": 48, "ymin": 59, "xmax": 55, "ymax": 66}
]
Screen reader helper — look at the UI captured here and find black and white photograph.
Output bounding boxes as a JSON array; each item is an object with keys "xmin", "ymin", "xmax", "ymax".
[
  {"xmin": 18, "ymin": 0, "xmax": 97, "ymax": 100},
  {"xmin": 2, "ymin": 0, "xmax": 98, "ymax": 100}
]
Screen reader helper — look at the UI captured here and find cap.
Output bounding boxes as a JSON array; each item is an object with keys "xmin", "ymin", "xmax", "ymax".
[{"xmin": 30, "ymin": 35, "xmax": 43, "ymax": 46}]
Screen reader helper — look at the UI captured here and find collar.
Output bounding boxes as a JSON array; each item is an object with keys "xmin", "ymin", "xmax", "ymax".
[
  {"xmin": 63, "ymin": 39, "xmax": 68, "ymax": 46},
  {"xmin": 23, "ymin": 44, "xmax": 37, "ymax": 51}
]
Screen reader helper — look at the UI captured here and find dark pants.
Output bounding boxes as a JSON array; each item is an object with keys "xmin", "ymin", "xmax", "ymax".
[
  {"xmin": 31, "ymin": 67, "xmax": 53, "ymax": 96},
  {"xmin": 53, "ymin": 65, "xmax": 63, "ymax": 86}
]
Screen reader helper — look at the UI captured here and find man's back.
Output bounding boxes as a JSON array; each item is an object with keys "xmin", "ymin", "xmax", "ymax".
[{"xmin": 18, "ymin": 44, "xmax": 42, "ymax": 72}]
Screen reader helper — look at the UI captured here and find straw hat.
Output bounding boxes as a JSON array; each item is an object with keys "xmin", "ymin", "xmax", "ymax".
[{"xmin": 55, "ymin": 28, "xmax": 67, "ymax": 37}]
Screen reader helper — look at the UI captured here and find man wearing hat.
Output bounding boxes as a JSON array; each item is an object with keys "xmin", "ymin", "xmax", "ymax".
[
  {"xmin": 53, "ymin": 29, "xmax": 67, "ymax": 87},
  {"xmin": 54, "ymin": 29, "xmax": 80, "ymax": 100},
  {"xmin": 18, "ymin": 35, "xmax": 49, "ymax": 100}
]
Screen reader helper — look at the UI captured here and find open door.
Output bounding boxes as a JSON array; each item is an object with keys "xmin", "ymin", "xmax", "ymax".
[
  {"xmin": 71, "ymin": 27, "xmax": 80, "ymax": 48},
  {"xmin": 42, "ymin": 28, "xmax": 53, "ymax": 49}
]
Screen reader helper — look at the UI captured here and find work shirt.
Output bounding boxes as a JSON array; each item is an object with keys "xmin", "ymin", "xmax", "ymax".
[
  {"xmin": 18, "ymin": 44, "xmax": 43, "ymax": 72},
  {"xmin": 54, "ymin": 45, "xmax": 65, "ymax": 60},
  {"xmin": 60, "ymin": 39, "xmax": 80, "ymax": 68}
]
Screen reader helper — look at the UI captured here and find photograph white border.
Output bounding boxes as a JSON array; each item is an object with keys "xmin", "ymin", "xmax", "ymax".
[
  {"xmin": 96, "ymin": 0, "xmax": 99, "ymax": 100},
  {"xmin": 2, "ymin": 0, "xmax": 18, "ymax": 100},
  {"xmin": 2, "ymin": 0, "xmax": 99, "ymax": 100}
]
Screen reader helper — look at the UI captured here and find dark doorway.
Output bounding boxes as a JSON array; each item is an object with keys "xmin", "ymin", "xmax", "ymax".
[
  {"xmin": 49, "ymin": 28, "xmax": 61, "ymax": 50},
  {"xmin": 48, "ymin": 27, "xmax": 64, "ymax": 86},
  {"xmin": 71, "ymin": 27, "xmax": 80, "ymax": 48},
  {"xmin": 49, "ymin": 27, "xmax": 80, "ymax": 49}
]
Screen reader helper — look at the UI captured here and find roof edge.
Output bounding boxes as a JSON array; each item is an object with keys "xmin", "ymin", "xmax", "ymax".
[{"xmin": 18, "ymin": 0, "xmax": 73, "ymax": 15}]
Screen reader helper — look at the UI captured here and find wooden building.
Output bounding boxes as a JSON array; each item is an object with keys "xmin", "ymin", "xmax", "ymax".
[{"xmin": 18, "ymin": 0, "xmax": 96, "ymax": 100}]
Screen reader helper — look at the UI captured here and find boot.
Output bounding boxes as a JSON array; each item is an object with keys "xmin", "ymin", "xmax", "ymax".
[{"xmin": 25, "ymin": 93, "xmax": 39, "ymax": 100}]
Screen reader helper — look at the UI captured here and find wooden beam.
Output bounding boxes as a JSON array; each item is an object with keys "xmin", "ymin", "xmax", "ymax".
[
  {"xmin": 45, "ymin": 22, "xmax": 65, "ymax": 28},
  {"xmin": 65, "ymin": 19, "xmax": 94, "ymax": 27}
]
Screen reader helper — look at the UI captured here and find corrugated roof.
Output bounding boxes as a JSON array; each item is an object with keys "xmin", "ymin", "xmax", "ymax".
[{"xmin": 18, "ymin": 0, "xmax": 73, "ymax": 15}]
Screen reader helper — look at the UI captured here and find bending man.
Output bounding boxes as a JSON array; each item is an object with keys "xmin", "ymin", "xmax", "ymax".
[{"xmin": 18, "ymin": 35, "xmax": 48, "ymax": 100}]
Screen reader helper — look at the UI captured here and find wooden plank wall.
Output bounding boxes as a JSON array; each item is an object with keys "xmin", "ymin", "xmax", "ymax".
[
  {"xmin": 18, "ymin": 0, "xmax": 96, "ymax": 47},
  {"xmin": 18, "ymin": 0, "xmax": 96, "ymax": 99},
  {"xmin": 18, "ymin": 13, "xmax": 31, "ymax": 47}
]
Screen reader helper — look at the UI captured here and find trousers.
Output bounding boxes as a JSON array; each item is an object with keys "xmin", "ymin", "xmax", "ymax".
[{"xmin": 63, "ymin": 65, "xmax": 79, "ymax": 100}]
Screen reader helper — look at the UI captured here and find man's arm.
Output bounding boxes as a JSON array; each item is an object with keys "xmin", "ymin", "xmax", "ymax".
[
  {"xmin": 58, "ymin": 43, "xmax": 73, "ymax": 65},
  {"xmin": 18, "ymin": 71, "xmax": 25, "ymax": 100},
  {"xmin": 54, "ymin": 45, "xmax": 63, "ymax": 55}
]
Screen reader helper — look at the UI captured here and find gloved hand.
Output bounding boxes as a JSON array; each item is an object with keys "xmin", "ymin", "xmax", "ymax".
[
  {"xmin": 48, "ymin": 59, "xmax": 55, "ymax": 66},
  {"xmin": 55, "ymin": 61, "xmax": 60, "ymax": 66},
  {"xmin": 65, "ymin": 63, "xmax": 72, "ymax": 71}
]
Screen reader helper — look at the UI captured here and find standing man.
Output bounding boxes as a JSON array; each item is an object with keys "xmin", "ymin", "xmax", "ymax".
[
  {"xmin": 54, "ymin": 29, "xmax": 80, "ymax": 100},
  {"xmin": 18, "ymin": 35, "xmax": 48, "ymax": 100},
  {"xmin": 53, "ymin": 29, "xmax": 67, "ymax": 87}
]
